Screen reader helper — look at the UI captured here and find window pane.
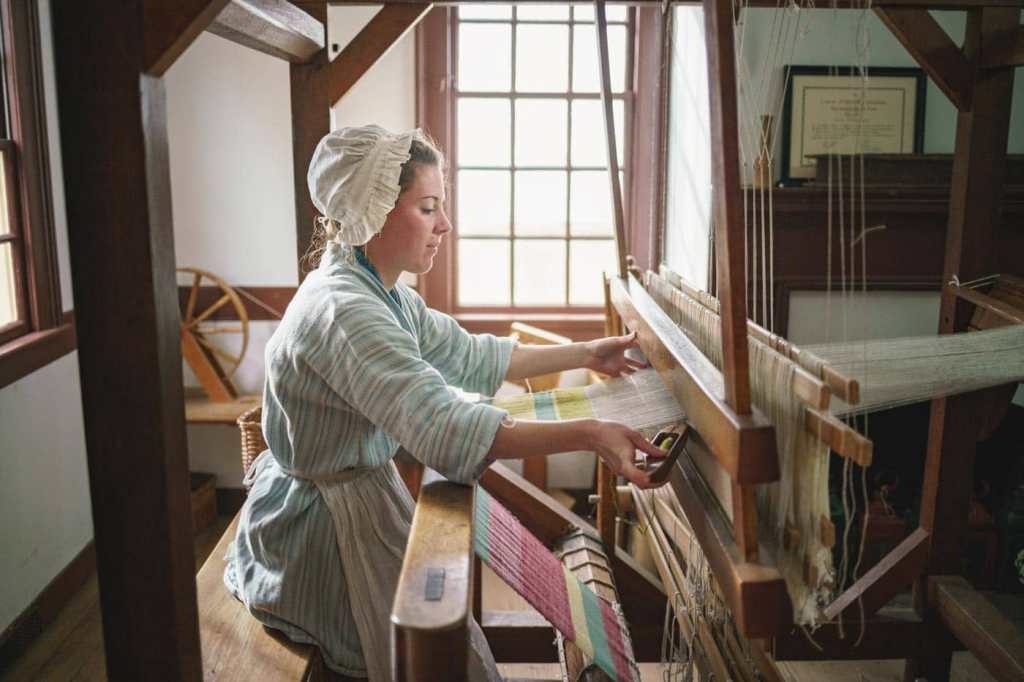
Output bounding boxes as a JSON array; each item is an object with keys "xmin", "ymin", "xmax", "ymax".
[
  {"xmin": 570, "ymin": 99, "xmax": 623, "ymax": 167},
  {"xmin": 515, "ymin": 239, "xmax": 566, "ymax": 305},
  {"xmin": 459, "ymin": 4, "xmax": 512, "ymax": 20},
  {"xmin": 573, "ymin": 4, "xmax": 627, "ymax": 22},
  {"xmin": 0, "ymin": 158, "xmax": 10, "ymax": 236},
  {"xmin": 515, "ymin": 99, "xmax": 567, "ymax": 167},
  {"xmin": 515, "ymin": 25, "xmax": 569, "ymax": 93},
  {"xmin": 517, "ymin": 4, "xmax": 569, "ymax": 20},
  {"xmin": 459, "ymin": 239, "xmax": 510, "ymax": 305},
  {"xmin": 0, "ymin": 243, "xmax": 18, "ymax": 327},
  {"xmin": 570, "ymin": 171, "xmax": 615, "ymax": 236},
  {"xmin": 514, "ymin": 171, "xmax": 566, "ymax": 237},
  {"xmin": 458, "ymin": 98, "xmax": 511, "ymax": 167},
  {"xmin": 458, "ymin": 24, "xmax": 511, "ymax": 92},
  {"xmin": 569, "ymin": 240, "xmax": 616, "ymax": 305},
  {"xmin": 457, "ymin": 170, "xmax": 510, "ymax": 236},
  {"xmin": 572, "ymin": 24, "xmax": 626, "ymax": 93}
]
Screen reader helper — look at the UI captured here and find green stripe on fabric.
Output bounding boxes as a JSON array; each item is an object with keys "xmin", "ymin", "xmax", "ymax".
[
  {"xmin": 533, "ymin": 391, "xmax": 557, "ymax": 420},
  {"xmin": 474, "ymin": 489, "xmax": 490, "ymax": 564},
  {"xmin": 580, "ymin": 585, "xmax": 615, "ymax": 678},
  {"xmin": 553, "ymin": 387, "xmax": 594, "ymax": 419}
]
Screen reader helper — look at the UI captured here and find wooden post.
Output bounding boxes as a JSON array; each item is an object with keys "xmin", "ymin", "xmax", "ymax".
[
  {"xmin": 291, "ymin": 2, "xmax": 330, "ymax": 275},
  {"xmin": 51, "ymin": 2, "xmax": 215, "ymax": 677},
  {"xmin": 595, "ymin": 0, "xmax": 628, "ymax": 279},
  {"xmin": 906, "ymin": 8, "xmax": 1018, "ymax": 682}
]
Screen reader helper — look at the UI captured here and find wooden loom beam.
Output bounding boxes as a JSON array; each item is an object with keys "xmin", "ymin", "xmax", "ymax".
[
  {"xmin": 981, "ymin": 25, "xmax": 1024, "ymax": 68},
  {"xmin": 874, "ymin": 8, "xmax": 972, "ymax": 110},
  {"xmin": 907, "ymin": 6, "xmax": 1019, "ymax": 681},
  {"xmin": 144, "ymin": 0, "xmax": 231, "ymax": 76},
  {"xmin": 207, "ymin": 0, "xmax": 325, "ymax": 64},
  {"xmin": 392, "ymin": 471, "xmax": 473, "ymax": 681},
  {"xmin": 325, "ymin": 3, "xmax": 433, "ymax": 105},
  {"xmin": 668, "ymin": 455, "xmax": 791, "ymax": 637},
  {"xmin": 53, "ymin": 2, "xmax": 213, "ymax": 677}
]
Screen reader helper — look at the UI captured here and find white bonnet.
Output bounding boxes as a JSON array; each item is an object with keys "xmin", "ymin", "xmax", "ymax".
[{"xmin": 307, "ymin": 124, "xmax": 422, "ymax": 246}]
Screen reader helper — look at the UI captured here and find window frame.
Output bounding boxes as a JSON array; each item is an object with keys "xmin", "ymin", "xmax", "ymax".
[
  {"xmin": 416, "ymin": 5, "xmax": 646, "ymax": 338},
  {"xmin": 0, "ymin": 0, "xmax": 73, "ymax": 390}
]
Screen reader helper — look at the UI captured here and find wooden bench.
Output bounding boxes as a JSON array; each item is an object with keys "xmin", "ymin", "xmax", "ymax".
[{"xmin": 196, "ymin": 514, "xmax": 351, "ymax": 681}]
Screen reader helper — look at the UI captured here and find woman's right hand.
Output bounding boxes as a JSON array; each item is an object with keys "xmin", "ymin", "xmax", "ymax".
[{"xmin": 585, "ymin": 419, "xmax": 669, "ymax": 489}]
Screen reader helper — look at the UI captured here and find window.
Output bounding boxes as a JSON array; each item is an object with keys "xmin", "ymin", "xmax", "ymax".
[
  {"xmin": 0, "ymin": 0, "xmax": 70, "ymax": 389},
  {"xmin": 443, "ymin": 4, "xmax": 632, "ymax": 313}
]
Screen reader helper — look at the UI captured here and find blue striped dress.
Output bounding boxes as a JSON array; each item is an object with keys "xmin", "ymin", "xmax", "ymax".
[{"xmin": 224, "ymin": 241, "xmax": 512, "ymax": 679}]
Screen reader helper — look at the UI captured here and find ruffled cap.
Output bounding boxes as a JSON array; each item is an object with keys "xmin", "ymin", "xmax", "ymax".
[{"xmin": 307, "ymin": 125, "xmax": 419, "ymax": 246}]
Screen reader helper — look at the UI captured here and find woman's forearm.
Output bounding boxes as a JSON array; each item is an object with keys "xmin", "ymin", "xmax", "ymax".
[
  {"xmin": 505, "ymin": 343, "xmax": 590, "ymax": 381},
  {"xmin": 486, "ymin": 418, "xmax": 596, "ymax": 460}
]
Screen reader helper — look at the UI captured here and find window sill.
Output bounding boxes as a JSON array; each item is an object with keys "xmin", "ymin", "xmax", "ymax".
[
  {"xmin": 0, "ymin": 315, "xmax": 77, "ymax": 390},
  {"xmin": 454, "ymin": 312, "xmax": 606, "ymax": 341}
]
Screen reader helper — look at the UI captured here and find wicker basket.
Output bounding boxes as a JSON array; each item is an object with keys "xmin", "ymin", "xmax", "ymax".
[{"xmin": 237, "ymin": 405, "xmax": 266, "ymax": 475}]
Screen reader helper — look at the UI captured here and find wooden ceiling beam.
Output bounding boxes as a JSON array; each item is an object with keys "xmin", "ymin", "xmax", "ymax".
[
  {"xmin": 208, "ymin": 0, "xmax": 325, "ymax": 64},
  {"xmin": 982, "ymin": 25, "xmax": 1024, "ymax": 68},
  {"xmin": 325, "ymin": 3, "xmax": 432, "ymax": 105},
  {"xmin": 875, "ymin": 7, "xmax": 973, "ymax": 111},
  {"xmin": 144, "ymin": 0, "xmax": 231, "ymax": 76}
]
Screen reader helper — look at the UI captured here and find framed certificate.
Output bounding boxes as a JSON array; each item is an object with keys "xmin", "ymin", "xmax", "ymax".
[{"xmin": 780, "ymin": 66, "xmax": 926, "ymax": 185}]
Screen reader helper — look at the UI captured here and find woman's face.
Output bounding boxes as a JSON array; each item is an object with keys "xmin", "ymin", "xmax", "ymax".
[{"xmin": 372, "ymin": 164, "xmax": 451, "ymax": 276}]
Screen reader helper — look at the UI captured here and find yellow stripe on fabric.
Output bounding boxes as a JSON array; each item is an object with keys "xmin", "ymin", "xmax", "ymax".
[
  {"xmin": 493, "ymin": 392, "xmax": 538, "ymax": 420},
  {"xmin": 564, "ymin": 567, "xmax": 595, "ymax": 660},
  {"xmin": 553, "ymin": 387, "xmax": 594, "ymax": 420}
]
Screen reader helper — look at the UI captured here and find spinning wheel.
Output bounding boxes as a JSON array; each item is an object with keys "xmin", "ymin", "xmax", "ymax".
[{"xmin": 178, "ymin": 267, "xmax": 250, "ymax": 402}]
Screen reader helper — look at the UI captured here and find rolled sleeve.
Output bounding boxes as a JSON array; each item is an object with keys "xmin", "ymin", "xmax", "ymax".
[{"xmin": 304, "ymin": 294, "xmax": 506, "ymax": 483}]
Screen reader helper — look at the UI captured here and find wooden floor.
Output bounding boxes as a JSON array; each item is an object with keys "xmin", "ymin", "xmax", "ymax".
[{"xmin": 0, "ymin": 506, "xmax": 1010, "ymax": 681}]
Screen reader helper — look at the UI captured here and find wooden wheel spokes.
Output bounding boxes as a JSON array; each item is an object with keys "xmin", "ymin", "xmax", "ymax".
[{"xmin": 176, "ymin": 267, "xmax": 250, "ymax": 379}]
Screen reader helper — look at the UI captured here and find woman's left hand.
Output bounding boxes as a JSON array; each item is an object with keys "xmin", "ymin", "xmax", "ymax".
[{"xmin": 584, "ymin": 330, "xmax": 649, "ymax": 377}]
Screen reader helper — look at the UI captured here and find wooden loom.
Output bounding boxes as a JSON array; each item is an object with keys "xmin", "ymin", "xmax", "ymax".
[
  {"xmin": 50, "ymin": 0, "xmax": 1024, "ymax": 680},
  {"xmin": 391, "ymin": 1, "xmax": 1024, "ymax": 681}
]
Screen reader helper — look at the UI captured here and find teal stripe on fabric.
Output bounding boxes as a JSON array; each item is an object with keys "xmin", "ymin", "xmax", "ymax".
[
  {"xmin": 533, "ymin": 391, "xmax": 557, "ymax": 420},
  {"xmin": 580, "ymin": 584, "xmax": 615, "ymax": 678},
  {"xmin": 473, "ymin": 489, "xmax": 490, "ymax": 564}
]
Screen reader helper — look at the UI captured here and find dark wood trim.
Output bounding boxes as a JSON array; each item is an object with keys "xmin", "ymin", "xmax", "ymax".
[
  {"xmin": 874, "ymin": 8, "xmax": 972, "ymax": 110},
  {"xmin": 290, "ymin": 3, "xmax": 330, "ymax": 278},
  {"xmin": 326, "ymin": 3, "xmax": 431, "ymax": 105},
  {"xmin": 702, "ymin": 0, "xmax": 752, "ymax": 416},
  {"xmin": 207, "ymin": 0, "xmax": 324, "ymax": 64},
  {"xmin": 52, "ymin": 3, "xmax": 202, "ymax": 676},
  {"xmin": 0, "ymin": 541, "xmax": 96, "ymax": 671},
  {"xmin": 143, "ymin": 0, "xmax": 231, "ymax": 77},
  {"xmin": 481, "ymin": 610, "xmax": 557, "ymax": 663},
  {"xmin": 177, "ymin": 285, "xmax": 294, "ymax": 320},
  {"xmin": 416, "ymin": 7, "xmax": 456, "ymax": 314},
  {"xmin": 215, "ymin": 487, "xmax": 247, "ymax": 516},
  {"xmin": 0, "ymin": 315, "xmax": 76, "ymax": 390},
  {"xmin": 3, "ymin": 0, "xmax": 61, "ymax": 331},
  {"xmin": 981, "ymin": 24, "xmax": 1024, "ymax": 69}
]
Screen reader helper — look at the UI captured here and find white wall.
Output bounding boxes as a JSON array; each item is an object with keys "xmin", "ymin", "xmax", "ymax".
[
  {"xmin": 0, "ymin": 0, "xmax": 92, "ymax": 635},
  {"xmin": 166, "ymin": 9, "xmax": 417, "ymax": 487}
]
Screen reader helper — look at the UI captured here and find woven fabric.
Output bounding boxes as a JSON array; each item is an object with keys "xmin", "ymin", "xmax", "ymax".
[{"xmin": 474, "ymin": 488, "xmax": 640, "ymax": 682}]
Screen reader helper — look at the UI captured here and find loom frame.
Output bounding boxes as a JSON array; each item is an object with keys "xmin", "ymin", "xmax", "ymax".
[
  {"xmin": 50, "ymin": 0, "xmax": 1023, "ymax": 680},
  {"xmin": 596, "ymin": 2, "xmax": 1024, "ymax": 681}
]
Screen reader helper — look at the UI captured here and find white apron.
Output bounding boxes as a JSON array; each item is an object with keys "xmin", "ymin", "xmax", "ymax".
[{"xmin": 248, "ymin": 450, "xmax": 500, "ymax": 681}]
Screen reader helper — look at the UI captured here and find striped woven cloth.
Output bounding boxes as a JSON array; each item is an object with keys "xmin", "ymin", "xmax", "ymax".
[{"xmin": 474, "ymin": 488, "xmax": 640, "ymax": 682}]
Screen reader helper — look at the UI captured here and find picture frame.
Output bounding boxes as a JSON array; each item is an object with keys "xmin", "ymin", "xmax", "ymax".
[{"xmin": 780, "ymin": 66, "xmax": 926, "ymax": 186}]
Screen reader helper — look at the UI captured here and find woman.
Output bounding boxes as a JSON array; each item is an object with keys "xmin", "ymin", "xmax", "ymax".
[{"xmin": 225, "ymin": 125, "xmax": 666, "ymax": 680}]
